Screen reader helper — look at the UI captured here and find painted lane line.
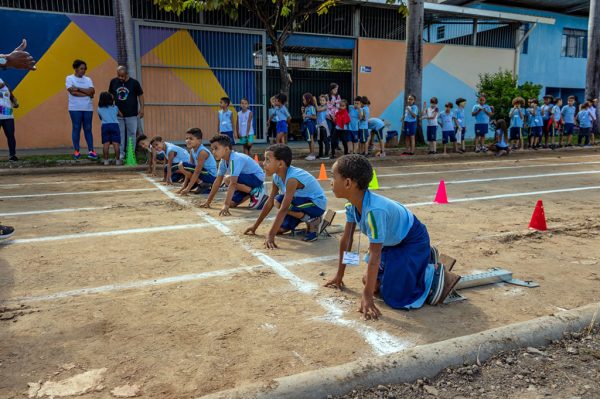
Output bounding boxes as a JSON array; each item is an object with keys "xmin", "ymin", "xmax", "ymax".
[
  {"xmin": 6, "ymin": 255, "xmax": 339, "ymax": 304},
  {"xmin": 143, "ymin": 173, "xmax": 407, "ymax": 356},
  {"xmin": 0, "ymin": 188, "xmax": 157, "ymax": 200},
  {"xmin": 0, "ymin": 206, "xmax": 113, "ymax": 217},
  {"xmin": 5, "ymin": 223, "xmax": 212, "ymax": 245},
  {"xmin": 0, "ymin": 178, "xmax": 140, "ymax": 188}
]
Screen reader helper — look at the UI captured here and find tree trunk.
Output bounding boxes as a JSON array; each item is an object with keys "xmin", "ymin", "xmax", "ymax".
[
  {"xmin": 403, "ymin": 0, "xmax": 425, "ymax": 144},
  {"xmin": 272, "ymin": 40, "xmax": 290, "ymax": 97},
  {"xmin": 586, "ymin": 0, "xmax": 600, "ymax": 135},
  {"xmin": 113, "ymin": 0, "xmax": 137, "ymax": 77}
]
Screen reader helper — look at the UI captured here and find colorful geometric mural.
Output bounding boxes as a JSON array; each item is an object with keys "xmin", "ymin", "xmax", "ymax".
[{"xmin": 356, "ymin": 38, "xmax": 514, "ymax": 138}]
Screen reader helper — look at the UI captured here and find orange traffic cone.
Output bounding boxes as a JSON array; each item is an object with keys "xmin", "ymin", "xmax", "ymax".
[
  {"xmin": 433, "ymin": 180, "xmax": 448, "ymax": 204},
  {"xmin": 317, "ymin": 163, "xmax": 328, "ymax": 181},
  {"xmin": 254, "ymin": 154, "xmax": 260, "ymax": 164},
  {"xmin": 528, "ymin": 200, "xmax": 547, "ymax": 231}
]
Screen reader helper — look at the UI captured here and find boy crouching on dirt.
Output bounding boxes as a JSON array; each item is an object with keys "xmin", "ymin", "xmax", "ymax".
[{"xmin": 325, "ymin": 155, "xmax": 459, "ymax": 319}]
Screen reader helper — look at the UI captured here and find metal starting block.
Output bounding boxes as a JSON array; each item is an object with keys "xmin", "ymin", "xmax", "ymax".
[
  {"xmin": 444, "ymin": 268, "xmax": 539, "ymax": 304},
  {"xmin": 319, "ymin": 209, "xmax": 337, "ymax": 237}
]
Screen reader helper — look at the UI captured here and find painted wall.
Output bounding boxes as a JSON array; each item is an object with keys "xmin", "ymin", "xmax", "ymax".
[{"xmin": 356, "ymin": 38, "xmax": 514, "ymax": 138}]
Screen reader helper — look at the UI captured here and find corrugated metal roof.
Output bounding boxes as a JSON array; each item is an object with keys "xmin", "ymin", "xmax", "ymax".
[{"xmin": 441, "ymin": 0, "xmax": 589, "ymax": 16}]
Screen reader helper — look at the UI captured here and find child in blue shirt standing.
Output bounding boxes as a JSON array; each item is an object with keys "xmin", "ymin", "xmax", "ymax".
[
  {"xmin": 551, "ymin": 98, "xmax": 563, "ymax": 149},
  {"xmin": 576, "ymin": 102, "xmax": 593, "ymax": 147},
  {"xmin": 528, "ymin": 98, "xmax": 543, "ymax": 150},
  {"xmin": 358, "ymin": 96, "xmax": 370, "ymax": 156},
  {"xmin": 273, "ymin": 93, "xmax": 291, "ymax": 144},
  {"xmin": 561, "ymin": 96, "xmax": 577, "ymax": 147},
  {"xmin": 218, "ymin": 97, "xmax": 235, "ymax": 144},
  {"xmin": 325, "ymin": 155, "xmax": 459, "ymax": 317},
  {"xmin": 201, "ymin": 135, "xmax": 267, "ymax": 215},
  {"xmin": 175, "ymin": 128, "xmax": 217, "ymax": 196},
  {"xmin": 422, "ymin": 97, "xmax": 439, "ymax": 155},
  {"xmin": 348, "ymin": 97, "xmax": 362, "ymax": 154},
  {"xmin": 97, "ymin": 92, "xmax": 122, "ymax": 166},
  {"xmin": 302, "ymin": 93, "xmax": 318, "ymax": 160},
  {"xmin": 509, "ymin": 97, "xmax": 525, "ymax": 150},
  {"xmin": 245, "ymin": 144, "xmax": 327, "ymax": 246},
  {"xmin": 439, "ymin": 102, "xmax": 459, "ymax": 154},
  {"xmin": 237, "ymin": 97, "xmax": 254, "ymax": 156},
  {"xmin": 472, "ymin": 94, "xmax": 494, "ymax": 153},
  {"xmin": 541, "ymin": 95, "xmax": 554, "ymax": 148},
  {"xmin": 402, "ymin": 94, "xmax": 418, "ymax": 155},
  {"xmin": 454, "ymin": 98, "xmax": 467, "ymax": 152},
  {"xmin": 316, "ymin": 94, "xmax": 330, "ymax": 159}
]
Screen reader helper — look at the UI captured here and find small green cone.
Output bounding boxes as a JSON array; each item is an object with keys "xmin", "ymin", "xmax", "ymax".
[
  {"xmin": 125, "ymin": 136, "xmax": 137, "ymax": 166},
  {"xmin": 368, "ymin": 169, "xmax": 379, "ymax": 190}
]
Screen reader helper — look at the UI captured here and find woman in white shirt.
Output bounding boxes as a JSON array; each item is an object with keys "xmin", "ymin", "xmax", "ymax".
[
  {"xmin": 66, "ymin": 59, "xmax": 97, "ymax": 160},
  {"xmin": 0, "ymin": 78, "xmax": 18, "ymax": 161}
]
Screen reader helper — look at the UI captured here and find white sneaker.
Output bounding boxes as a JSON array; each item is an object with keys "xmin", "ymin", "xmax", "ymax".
[
  {"xmin": 249, "ymin": 186, "xmax": 268, "ymax": 210},
  {"xmin": 305, "ymin": 154, "xmax": 316, "ymax": 161},
  {"xmin": 103, "ymin": 159, "xmax": 110, "ymax": 166},
  {"xmin": 115, "ymin": 159, "xmax": 123, "ymax": 166}
]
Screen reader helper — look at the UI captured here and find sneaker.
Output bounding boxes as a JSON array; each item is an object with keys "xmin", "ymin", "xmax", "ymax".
[
  {"xmin": 305, "ymin": 154, "xmax": 316, "ymax": 161},
  {"xmin": 249, "ymin": 186, "xmax": 268, "ymax": 210},
  {"xmin": 8, "ymin": 155, "xmax": 18, "ymax": 162},
  {"xmin": 427, "ymin": 263, "xmax": 445, "ymax": 305},
  {"xmin": 87, "ymin": 151, "xmax": 99, "ymax": 160},
  {"xmin": 73, "ymin": 150, "xmax": 81, "ymax": 160},
  {"xmin": 475, "ymin": 147, "xmax": 481, "ymax": 153},
  {"xmin": 305, "ymin": 215, "xmax": 322, "ymax": 234},
  {"xmin": 319, "ymin": 156, "xmax": 329, "ymax": 160},
  {"xmin": 303, "ymin": 232, "xmax": 318, "ymax": 242},
  {"xmin": 115, "ymin": 159, "xmax": 123, "ymax": 166},
  {"xmin": 0, "ymin": 224, "xmax": 15, "ymax": 241},
  {"xmin": 481, "ymin": 146, "xmax": 488, "ymax": 153},
  {"xmin": 218, "ymin": 183, "xmax": 228, "ymax": 192},
  {"xmin": 103, "ymin": 159, "xmax": 110, "ymax": 166}
]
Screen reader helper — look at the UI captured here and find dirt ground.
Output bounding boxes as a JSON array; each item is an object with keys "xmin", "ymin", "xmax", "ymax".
[
  {"xmin": 335, "ymin": 326, "xmax": 600, "ymax": 399},
  {"xmin": 1, "ymin": 148, "xmax": 599, "ymax": 398}
]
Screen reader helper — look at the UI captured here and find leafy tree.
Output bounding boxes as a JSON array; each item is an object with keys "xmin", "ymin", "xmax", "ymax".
[{"xmin": 477, "ymin": 69, "xmax": 542, "ymax": 123}]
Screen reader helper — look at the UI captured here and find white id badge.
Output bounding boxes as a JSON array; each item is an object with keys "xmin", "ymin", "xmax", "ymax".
[{"xmin": 343, "ymin": 251, "xmax": 360, "ymax": 266}]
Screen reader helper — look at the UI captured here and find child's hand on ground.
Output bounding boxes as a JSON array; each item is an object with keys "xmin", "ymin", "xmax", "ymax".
[
  {"xmin": 325, "ymin": 274, "xmax": 345, "ymax": 290},
  {"xmin": 199, "ymin": 201, "xmax": 211, "ymax": 209},
  {"xmin": 219, "ymin": 206, "xmax": 231, "ymax": 216},
  {"xmin": 164, "ymin": 181, "xmax": 173, "ymax": 186},
  {"xmin": 358, "ymin": 293, "xmax": 381, "ymax": 321},
  {"xmin": 244, "ymin": 226, "xmax": 257, "ymax": 235},
  {"xmin": 265, "ymin": 233, "xmax": 278, "ymax": 249},
  {"xmin": 179, "ymin": 189, "xmax": 190, "ymax": 196}
]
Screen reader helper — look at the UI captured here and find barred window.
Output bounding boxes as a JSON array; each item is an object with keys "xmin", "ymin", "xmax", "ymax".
[{"xmin": 561, "ymin": 28, "xmax": 587, "ymax": 58}]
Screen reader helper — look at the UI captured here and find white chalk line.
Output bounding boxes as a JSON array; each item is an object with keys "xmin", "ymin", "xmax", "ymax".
[
  {"xmin": 0, "ymin": 206, "xmax": 112, "ymax": 217},
  {"xmin": 5, "ymin": 255, "xmax": 339, "ymax": 304},
  {"xmin": 142, "ymin": 173, "xmax": 407, "ymax": 356},
  {"xmin": 0, "ymin": 188, "xmax": 157, "ymax": 200},
  {"xmin": 0, "ymin": 178, "xmax": 140, "ymax": 189}
]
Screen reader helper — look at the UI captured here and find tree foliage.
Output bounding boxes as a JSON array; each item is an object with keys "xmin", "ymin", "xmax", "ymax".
[{"xmin": 477, "ymin": 69, "xmax": 542, "ymax": 123}]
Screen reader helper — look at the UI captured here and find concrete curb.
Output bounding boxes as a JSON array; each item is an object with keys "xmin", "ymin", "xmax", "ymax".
[{"xmin": 199, "ymin": 302, "xmax": 600, "ymax": 399}]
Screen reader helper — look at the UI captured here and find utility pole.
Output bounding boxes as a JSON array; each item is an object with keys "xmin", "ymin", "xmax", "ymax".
[
  {"xmin": 586, "ymin": 0, "xmax": 600, "ymax": 134},
  {"xmin": 404, "ymin": 0, "xmax": 425, "ymax": 143},
  {"xmin": 113, "ymin": 0, "xmax": 137, "ymax": 77}
]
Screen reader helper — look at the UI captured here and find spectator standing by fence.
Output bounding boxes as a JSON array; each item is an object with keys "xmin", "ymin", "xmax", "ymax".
[
  {"xmin": 66, "ymin": 59, "xmax": 97, "ymax": 160},
  {"xmin": 109, "ymin": 66, "xmax": 144, "ymax": 160}
]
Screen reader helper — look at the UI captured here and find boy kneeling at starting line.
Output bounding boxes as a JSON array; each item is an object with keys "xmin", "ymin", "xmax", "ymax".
[
  {"xmin": 245, "ymin": 144, "xmax": 327, "ymax": 247},
  {"xmin": 325, "ymin": 155, "xmax": 460, "ymax": 319}
]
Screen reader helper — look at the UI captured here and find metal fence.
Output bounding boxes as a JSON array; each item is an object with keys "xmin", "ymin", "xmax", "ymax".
[
  {"xmin": 0, "ymin": 0, "xmax": 112, "ymax": 15},
  {"xmin": 136, "ymin": 22, "xmax": 267, "ymax": 142}
]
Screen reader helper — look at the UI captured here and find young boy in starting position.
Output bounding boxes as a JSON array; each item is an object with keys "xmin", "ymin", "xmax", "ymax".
[
  {"xmin": 150, "ymin": 136, "xmax": 189, "ymax": 185},
  {"xmin": 137, "ymin": 135, "xmax": 165, "ymax": 176},
  {"xmin": 175, "ymin": 128, "xmax": 217, "ymax": 196},
  {"xmin": 244, "ymin": 144, "xmax": 327, "ymax": 247},
  {"xmin": 325, "ymin": 155, "xmax": 459, "ymax": 319},
  {"xmin": 201, "ymin": 135, "xmax": 267, "ymax": 216}
]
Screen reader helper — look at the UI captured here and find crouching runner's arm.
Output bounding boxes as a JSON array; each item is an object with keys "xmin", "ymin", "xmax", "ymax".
[
  {"xmin": 360, "ymin": 242, "xmax": 383, "ymax": 320},
  {"xmin": 264, "ymin": 180, "xmax": 297, "ymax": 249},
  {"xmin": 199, "ymin": 174, "xmax": 224, "ymax": 210},
  {"xmin": 325, "ymin": 221, "xmax": 355, "ymax": 290},
  {"xmin": 244, "ymin": 184, "xmax": 279, "ymax": 240}
]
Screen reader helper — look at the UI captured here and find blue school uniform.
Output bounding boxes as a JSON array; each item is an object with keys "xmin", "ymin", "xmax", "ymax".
[
  {"xmin": 359, "ymin": 106, "xmax": 370, "ymax": 143},
  {"xmin": 348, "ymin": 105, "xmax": 360, "ymax": 143},
  {"xmin": 273, "ymin": 166, "xmax": 327, "ymax": 231},
  {"xmin": 403, "ymin": 104, "xmax": 418, "ymax": 137},
  {"xmin": 173, "ymin": 144, "xmax": 217, "ymax": 184},
  {"xmin": 217, "ymin": 151, "xmax": 265, "ymax": 204},
  {"xmin": 473, "ymin": 104, "xmax": 492, "ymax": 136},
  {"xmin": 164, "ymin": 142, "xmax": 190, "ymax": 182},
  {"xmin": 562, "ymin": 105, "xmax": 576, "ymax": 134},
  {"xmin": 439, "ymin": 111, "xmax": 456, "ymax": 144},
  {"xmin": 303, "ymin": 105, "xmax": 317, "ymax": 141},
  {"xmin": 274, "ymin": 105, "xmax": 291, "ymax": 134},
  {"xmin": 551, "ymin": 105, "xmax": 562, "ymax": 136},
  {"xmin": 495, "ymin": 129, "xmax": 509, "ymax": 149},
  {"xmin": 345, "ymin": 190, "xmax": 434, "ymax": 310},
  {"xmin": 528, "ymin": 107, "xmax": 543, "ymax": 138},
  {"xmin": 97, "ymin": 105, "xmax": 120, "ymax": 144},
  {"xmin": 454, "ymin": 107, "xmax": 466, "ymax": 142},
  {"xmin": 218, "ymin": 109, "xmax": 234, "ymax": 139},
  {"xmin": 509, "ymin": 107, "xmax": 524, "ymax": 141},
  {"xmin": 368, "ymin": 118, "xmax": 385, "ymax": 139},
  {"xmin": 578, "ymin": 110, "xmax": 592, "ymax": 128}
]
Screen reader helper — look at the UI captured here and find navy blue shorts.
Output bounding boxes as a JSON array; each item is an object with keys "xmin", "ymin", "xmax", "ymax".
[
  {"xmin": 475, "ymin": 123, "xmax": 489, "ymax": 137},
  {"xmin": 156, "ymin": 152, "xmax": 165, "ymax": 161},
  {"xmin": 101, "ymin": 123, "xmax": 120, "ymax": 144},
  {"xmin": 232, "ymin": 173, "xmax": 263, "ymax": 204},
  {"xmin": 349, "ymin": 130, "xmax": 359, "ymax": 143},
  {"xmin": 276, "ymin": 120, "xmax": 288, "ymax": 134},
  {"xmin": 275, "ymin": 194, "xmax": 325, "ymax": 231},
  {"xmin": 426, "ymin": 125, "xmax": 437, "ymax": 142},
  {"xmin": 173, "ymin": 162, "xmax": 216, "ymax": 184},
  {"xmin": 509, "ymin": 127, "xmax": 522, "ymax": 141},
  {"xmin": 378, "ymin": 217, "xmax": 432, "ymax": 310},
  {"xmin": 358, "ymin": 129, "xmax": 368, "ymax": 143},
  {"xmin": 303, "ymin": 120, "xmax": 317, "ymax": 142},
  {"xmin": 164, "ymin": 164, "xmax": 184, "ymax": 182},
  {"xmin": 221, "ymin": 131, "xmax": 235, "ymax": 145},
  {"xmin": 531, "ymin": 126, "xmax": 543, "ymax": 138},
  {"xmin": 564, "ymin": 123, "xmax": 574, "ymax": 134},
  {"xmin": 457, "ymin": 127, "xmax": 466, "ymax": 142},
  {"xmin": 442, "ymin": 130, "xmax": 456, "ymax": 144},
  {"xmin": 404, "ymin": 121, "xmax": 417, "ymax": 137}
]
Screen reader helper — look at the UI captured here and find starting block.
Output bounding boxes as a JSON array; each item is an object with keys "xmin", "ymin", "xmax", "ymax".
[
  {"xmin": 444, "ymin": 267, "xmax": 539, "ymax": 304},
  {"xmin": 319, "ymin": 209, "xmax": 337, "ymax": 237}
]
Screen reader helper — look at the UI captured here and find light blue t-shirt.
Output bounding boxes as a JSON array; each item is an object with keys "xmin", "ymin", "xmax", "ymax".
[
  {"xmin": 273, "ymin": 105, "xmax": 291, "ymax": 122},
  {"xmin": 348, "ymin": 105, "xmax": 360, "ymax": 131},
  {"xmin": 219, "ymin": 109, "xmax": 233, "ymax": 132},
  {"xmin": 97, "ymin": 105, "xmax": 119, "ymax": 125},
  {"xmin": 403, "ymin": 104, "xmax": 418, "ymax": 123},
  {"xmin": 345, "ymin": 190, "xmax": 415, "ymax": 247},
  {"xmin": 454, "ymin": 107, "xmax": 465, "ymax": 128},
  {"xmin": 368, "ymin": 118, "xmax": 385, "ymax": 131},
  {"xmin": 217, "ymin": 151, "xmax": 265, "ymax": 180},
  {"xmin": 561, "ymin": 105, "xmax": 576, "ymax": 124},
  {"xmin": 496, "ymin": 129, "xmax": 508, "ymax": 147},
  {"xmin": 438, "ymin": 111, "xmax": 454, "ymax": 131},
  {"xmin": 316, "ymin": 107, "xmax": 327, "ymax": 124},
  {"xmin": 509, "ymin": 107, "xmax": 524, "ymax": 128},
  {"xmin": 528, "ymin": 107, "xmax": 543, "ymax": 127},
  {"xmin": 577, "ymin": 110, "xmax": 592, "ymax": 128},
  {"xmin": 268, "ymin": 107, "xmax": 276, "ymax": 121},
  {"xmin": 272, "ymin": 166, "xmax": 327, "ymax": 211},
  {"xmin": 541, "ymin": 104, "xmax": 553, "ymax": 120},
  {"xmin": 473, "ymin": 104, "xmax": 492, "ymax": 124},
  {"xmin": 304, "ymin": 105, "xmax": 316, "ymax": 122},
  {"xmin": 191, "ymin": 144, "xmax": 217, "ymax": 176},
  {"xmin": 359, "ymin": 106, "xmax": 370, "ymax": 129},
  {"xmin": 165, "ymin": 142, "xmax": 189, "ymax": 164},
  {"xmin": 552, "ymin": 105, "xmax": 562, "ymax": 122}
]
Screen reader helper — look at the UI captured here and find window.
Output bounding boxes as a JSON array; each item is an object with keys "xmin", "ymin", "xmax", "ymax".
[
  {"xmin": 437, "ymin": 26, "xmax": 446, "ymax": 40},
  {"xmin": 561, "ymin": 28, "xmax": 587, "ymax": 58}
]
